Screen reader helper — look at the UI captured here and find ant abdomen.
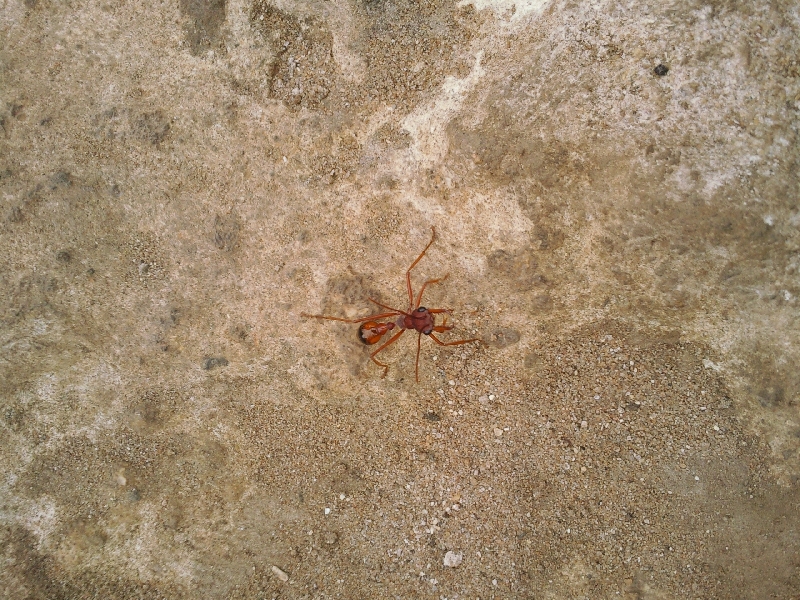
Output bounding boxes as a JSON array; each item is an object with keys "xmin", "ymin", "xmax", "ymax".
[{"xmin": 359, "ymin": 321, "xmax": 395, "ymax": 345}]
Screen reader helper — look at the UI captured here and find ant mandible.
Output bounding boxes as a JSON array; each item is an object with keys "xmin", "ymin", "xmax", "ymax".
[{"xmin": 301, "ymin": 226, "xmax": 479, "ymax": 382}]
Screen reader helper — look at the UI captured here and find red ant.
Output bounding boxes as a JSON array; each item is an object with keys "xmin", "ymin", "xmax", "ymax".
[{"xmin": 301, "ymin": 227, "xmax": 479, "ymax": 382}]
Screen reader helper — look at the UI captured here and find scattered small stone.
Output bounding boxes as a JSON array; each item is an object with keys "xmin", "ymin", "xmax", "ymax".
[
  {"xmin": 324, "ymin": 531, "xmax": 338, "ymax": 545},
  {"xmin": 654, "ymin": 63, "xmax": 669, "ymax": 76},
  {"xmin": 485, "ymin": 327, "xmax": 521, "ymax": 348},
  {"xmin": 443, "ymin": 550, "xmax": 463, "ymax": 567},
  {"xmin": 493, "ymin": 427, "xmax": 503, "ymax": 437},
  {"xmin": 324, "ymin": 507, "xmax": 331, "ymax": 515},
  {"xmin": 213, "ymin": 212, "xmax": 242, "ymax": 252},
  {"xmin": 271, "ymin": 565, "xmax": 289, "ymax": 582},
  {"xmin": 202, "ymin": 356, "xmax": 229, "ymax": 370}
]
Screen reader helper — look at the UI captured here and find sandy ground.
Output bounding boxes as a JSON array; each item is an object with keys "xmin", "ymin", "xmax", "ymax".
[{"xmin": 1, "ymin": 0, "xmax": 799, "ymax": 597}]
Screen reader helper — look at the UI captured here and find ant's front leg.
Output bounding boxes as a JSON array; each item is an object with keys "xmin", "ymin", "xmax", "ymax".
[
  {"xmin": 405, "ymin": 227, "xmax": 437, "ymax": 307},
  {"xmin": 414, "ymin": 275, "xmax": 449, "ymax": 309},
  {"xmin": 428, "ymin": 332, "xmax": 480, "ymax": 346},
  {"xmin": 430, "ymin": 311, "xmax": 455, "ymax": 333}
]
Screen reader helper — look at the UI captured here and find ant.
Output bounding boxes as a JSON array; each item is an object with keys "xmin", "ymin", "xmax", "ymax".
[{"xmin": 301, "ymin": 227, "xmax": 480, "ymax": 382}]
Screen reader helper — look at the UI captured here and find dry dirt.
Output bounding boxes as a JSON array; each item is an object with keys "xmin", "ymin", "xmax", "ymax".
[{"xmin": 1, "ymin": 0, "xmax": 799, "ymax": 598}]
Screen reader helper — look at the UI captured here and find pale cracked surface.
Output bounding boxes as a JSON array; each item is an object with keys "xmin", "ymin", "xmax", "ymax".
[{"xmin": 1, "ymin": 0, "xmax": 799, "ymax": 598}]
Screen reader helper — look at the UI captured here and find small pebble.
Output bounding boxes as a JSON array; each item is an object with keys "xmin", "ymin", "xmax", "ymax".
[
  {"xmin": 443, "ymin": 550, "xmax": 463, "ymax": 568},
  {"xmin": 202, "ymin": 356, "xmax": 229, "ymax": 370},
  {"xmin": 493, "ymin": 427, "xmax": 503, "ymax": 437},
  {"xmin": 271, "ymin": 565, "xmax": 289, "ymax": 582},
  {"xmin": 324, "ymin": 507, "xmax": 331, "ymax": 515},
  {"xmin": 324, "ymin": 531, "xmax": 338, "ymax": 545}
]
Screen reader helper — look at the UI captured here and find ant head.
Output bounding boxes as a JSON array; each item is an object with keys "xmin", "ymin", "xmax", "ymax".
[{"xmin": 415, "ymin": 307, "xmax": 427, "ymax": 313}]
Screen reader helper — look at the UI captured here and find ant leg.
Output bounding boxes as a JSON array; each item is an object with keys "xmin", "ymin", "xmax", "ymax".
[
  {"xmin": 369, "ymin": 328, "xmax": 405, "ymax": 377},
  {"xmin": 429, "ymin": 311, "xmax": 454, "ymax": 331},
  {"xmin": 405, "ymin": 227, "xmax": 437, "ymax": 308},
  {"xmin": 428, "ymin": 332, "xmax": 480, "ymax": 346},
  {"xmin": 368, "ymin": 298, "xmax": 407, "ymax": 315},
  {"xmin": 415, "ymin": 332, "xmax": 422, "ymax": 382},
  {"xmin": 301, "ymin": 311, "xmax": 400, "ymax": 324},
  {"xmin": 414, "ymin": 274, "xmax": 449, "ymax": 309}
]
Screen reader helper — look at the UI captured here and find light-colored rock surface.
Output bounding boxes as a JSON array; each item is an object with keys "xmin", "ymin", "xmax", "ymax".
[{"xmin": 1, "ymin": 0, "xmax": 798, "ymax": 597}]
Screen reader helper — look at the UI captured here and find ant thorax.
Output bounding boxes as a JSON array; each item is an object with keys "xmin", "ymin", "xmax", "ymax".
[{"xmin": 400, "ymin": 307, "xmax": 435, "ymax": 334}]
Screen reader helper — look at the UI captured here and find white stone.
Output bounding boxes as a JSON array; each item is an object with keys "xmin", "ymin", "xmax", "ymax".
[{"xmin": 443, "ymin": 551, "xmax": 463, "ymax": 568}]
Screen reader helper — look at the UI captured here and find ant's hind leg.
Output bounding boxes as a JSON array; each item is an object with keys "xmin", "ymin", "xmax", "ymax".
[
  {"xmin": 301, "ymin": 311, "xmax": 400, "ymax": 324},
  {"xmin": 370, "ymin": 354, "xmax": 390, "ymax": 378},
  {"xmin": 367, "ymin": 299, "xmax": 406, "ymax": 314},
  {"xmin": 369, "ymin": 329, "xmax": 405, "ymax": 377}
]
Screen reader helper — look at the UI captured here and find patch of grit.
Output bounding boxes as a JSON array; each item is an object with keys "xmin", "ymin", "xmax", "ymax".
[{"xmin": 0, "ymin": 0, "xmax": 798, "ymax": 597}]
